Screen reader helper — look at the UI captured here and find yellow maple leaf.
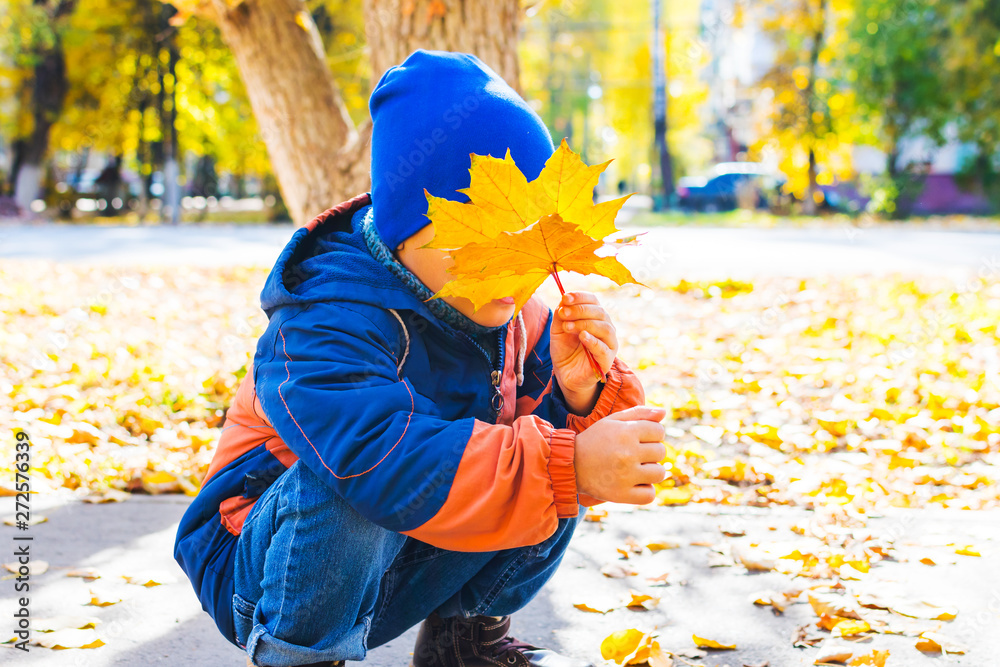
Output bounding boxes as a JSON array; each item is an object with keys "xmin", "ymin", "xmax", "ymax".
[
  {"xmin": 423, "ymin": 139, "xmax": 631, "ymax": 253},
  {"xmin": 435, "ymin": 213, "xmax": 637, "ymax": 312}
]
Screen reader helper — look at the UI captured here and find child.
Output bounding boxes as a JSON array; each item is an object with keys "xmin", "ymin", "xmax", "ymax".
[{"xmin": 174, "ymin": 49, "xmax": 667, "ymax": 667}]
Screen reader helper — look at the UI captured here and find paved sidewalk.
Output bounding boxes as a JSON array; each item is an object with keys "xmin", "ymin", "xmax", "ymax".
[
  {"xmin": 2, "ymin": 221, "xmax": 999, "ymax": 280},
  {"xmin": 2, "ymin": 495, "xmax": 997, "ymax": 665}
]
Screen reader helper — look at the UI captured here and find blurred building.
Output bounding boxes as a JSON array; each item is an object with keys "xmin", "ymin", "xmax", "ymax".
[{"xmin": 696, "ymin": 0, "xmax": 992, "ymax": 214}]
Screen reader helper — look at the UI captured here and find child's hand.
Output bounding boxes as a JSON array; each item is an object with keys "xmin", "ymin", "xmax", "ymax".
[
  {"xmin": 574, "ymin": 406, "xmax": 667, "ymax": 504},
  {"xmin": 550, "ymin": 291, "xmax": 618, "ymax": 413}
]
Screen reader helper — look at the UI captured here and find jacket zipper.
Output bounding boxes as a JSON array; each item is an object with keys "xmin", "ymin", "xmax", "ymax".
[{"xmin": 456, "ymin": 327, "xmax": 506, "ymax": 423}]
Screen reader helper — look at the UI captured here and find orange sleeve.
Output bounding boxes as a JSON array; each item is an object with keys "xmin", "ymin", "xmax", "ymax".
[
  {"xmin": 564, "ymin": 357, "xmax": 646, "ymax": 432},
  {"xmin": 400, "ymin": 415, "xmax": 579, "ymax": 552},
  {"xmin": 565, "ymin": 357, "xmax": 646, "ymax": 508}
]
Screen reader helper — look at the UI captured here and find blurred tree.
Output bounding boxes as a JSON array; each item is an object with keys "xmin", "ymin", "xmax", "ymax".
[
  {"xmin": 1, "ymin": 0, "xmax": 274, "ymax": 219},
  {"xmin": 845, "ymin": 0, "xmax": 950, "ymax": 217},
  {"xmin": 4, "ymin": 0, "xmax": 77, "ymax": 211},
  {"xmin": 754, "ymin": 0, "xmax": 856, "ymax": 212},
  {"xmin": 944, "ymin": 0, "xmax": 1000, "ymax": 207},
  {"xmin": 163, "ymin": 0, "xmax": 522, "ymax": 226},
  {"xmin": 519, "ymin": 0, "xmax": 708, "ymax": 194}
]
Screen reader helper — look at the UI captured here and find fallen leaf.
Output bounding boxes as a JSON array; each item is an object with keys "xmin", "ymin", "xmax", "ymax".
[
  {"xmin": 66, "ymin": 567, "xmax": 101, "ymax": 581},
  {"xmin": 813, "ymin": 639, "xmax": 856, "ymax": 664},
  {"xmin": 3, "ymin": 515, "xmax": 46, "ymax": 526},
  {"xmin": 831, "ymin": 619, "xmax": 871, "ymax": 637},
  {"xmin": 121, "ymin": 571, "xmax": 176, "ymax": 587},
  {"xmin": 692, "ymin": 634, "xmax": 736, "ymax": 650},
  {"xmin": 601, "ymin": 563, "xmax": 638, "ymax": 578},
  {"xmin": 31, "ymin": 628, "xmax": 104, "ymax": 649},
  {"xmin": 673, "ymin": 647, "xmax": 707, "ymax": 659},
  {"xmin": 600, "ymin": 629, "xmax": 646, "ymax": 664},
  {"xmin": 3, "ymin": 560, "xmax": 48, "ymax": 575},
  {"xmin": 86, "ymin": 589, "xmax": 122, "ymax": 607},
  {"xmin": 140, "ymin": 470, "xmax": 181, "ymax": 494},
  {"xmin": 915, "ymin": 631, "xmax": 966, "ymax": 654},
  {"xmin": 954, "ymin": 545, "xmax": 980, "ymax": 557},
  {"xmin": 889, "ymin": 600, "xmax": 957, "ymax": 621},
  {"xmin": 81, "ymin": 489, "xmax": 130, "ymax": 503},
  {"xmin": 624, "ymin": 590, "xmax": 660, "ymax": 610},
  {"xmin": 656, "ymin": 486, "xmax": 695, "ymax": 506},
  {"xmin": 31, "ymin": 615, "xmax": 100, "ymax": 632},
  {"xmin": 645, "ymin": 537, "xmax": 683, "ymax": 552},
  {"xmin": 847, "ymin": 649, "xmax": 890, "ymax": 666},
  {"xmin": 573, "ymin": 601, "xmax": 614, "ymax": 614}
]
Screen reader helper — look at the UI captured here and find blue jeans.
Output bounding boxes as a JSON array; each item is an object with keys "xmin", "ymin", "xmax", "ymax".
[{"xmin": 233, "ymin": 459, "xmax": 584, "ymax": 667}]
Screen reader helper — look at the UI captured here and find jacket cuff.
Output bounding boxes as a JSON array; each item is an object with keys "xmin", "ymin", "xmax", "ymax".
[
  {"xmin": 565, "ymin": 358, "xmax": 643, "ymax": 433},
  {"xmin": 547, "ymin": 428, "xmax": 579, "ymax": 518}
]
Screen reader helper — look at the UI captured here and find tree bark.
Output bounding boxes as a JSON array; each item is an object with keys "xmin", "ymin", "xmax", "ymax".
[
  {"xmin": 201, "ymin": 0, "xmax": 370, "ymax": 225},
  {"xmin": 191, "ymin": 0, "xmax": 522, "ymax": 225},
  {"xmin": 363, "ymin": 0, "xmax": 522, "ymax": 92}
]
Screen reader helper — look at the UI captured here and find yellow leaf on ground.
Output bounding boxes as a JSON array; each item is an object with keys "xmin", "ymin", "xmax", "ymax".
[
  {"xmin": 573, "ymin": 601, "xmax": 614, "ymax": 614},
  {"xmin": 890, "ymin": 600, "xmax": 958, "ymax": 621},
  {"xmin": 656, "ymin": 486, "xmax": 694, "ymax": 506},
  {"xmin": 31, "ymin": 616, "xmax": 100, "ymax": 632},
  {"xmin": 140, "ymin": 470, "xmax": 181, "ymax": 494},
  {"xmin": 31, "ymin": 628, "xmax": 104, "ymax": 649},
  {"xmin": 624, "ymin": 590, "xmax": 660, "ymax": 610},
  {"xmin": 3, "ymin": 560, "xmax": 48, "ymax": 576},
  {"xmin": 832, "ymin": 618, "xmax": 871, "ymax": 637},
  {"xmin": 847, "ymin": 649, "xmax": 890, "ymax": 666},
  {"xmin": 915, "ymin": 631, "xmax": 966, "ymax": 654},
  {"xmin": 955, "ymin": 545, "xmax": 980, "ymax": 557},
  {"xmin": 692, "ymin": 634, "xmax": 736, "ymax": 650},
  {"xmin": 3, "ymin": 515, "xmax": 46, "ymax": 526},
  {"xmin": 601, "ymin": 563, "xmax": 638, "ymax": 578},
  {"xmin": 600, "ymin": 629, "xmax": 646, "ymax": 663},
  {"xmin": 66, "ymin": 568, "xmax": 101, "ymax": 581},
  {"xmin": 86, "ymin": 589, "xmax": 122, "ymax": 607},
  {"xmin": 121, "ymin": 570, "xmax": 176, "ymax": 587},
  {"xmin": 645, "ymin": 537, "xmax": 683, "ymax": 552}
]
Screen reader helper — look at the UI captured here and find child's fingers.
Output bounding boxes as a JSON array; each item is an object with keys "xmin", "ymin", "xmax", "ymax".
[
  {"xmin": 560, "ymin": 291, "xmax": 599, "ymax": 307},
  {"xmin": 557, "ymin": 303, "xmax": 607, "ymax": 322},
  {"xmin": 580, "ymin": 330, "xmax": 615, "ymax": 369},
  {"xmin": 564, "ymin": 319, "xmax": 617, "ymax": 348}
]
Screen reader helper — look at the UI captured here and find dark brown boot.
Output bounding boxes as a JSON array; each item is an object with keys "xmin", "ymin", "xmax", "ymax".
[{"xmin": 410, "ymin": 612, "xmax": 594, "ymax": 667}]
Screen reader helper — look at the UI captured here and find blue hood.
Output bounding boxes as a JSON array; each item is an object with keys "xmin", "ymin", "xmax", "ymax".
[{"xmin": 259, "ymin": 194, "xmax": 446, "ymax": 332}]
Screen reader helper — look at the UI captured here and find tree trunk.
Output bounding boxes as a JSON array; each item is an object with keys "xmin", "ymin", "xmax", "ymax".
[
  {"xmin": 12, "ymin": 0, "xmax": 75, "ymax": 212},
  {"xmin": 199, "ymin": 0, "xmax": 370, "ymax": 225},
  {"xmin": 802, "ymin": 0, "xmax": 827, "ymax": 216},
  {"xmin": 363, "ymin": 0, "xmax": 522, "ymax": 92},
  {"xmin": 191, "ymin": 0, "xmax": 522, "ymax": 226}
]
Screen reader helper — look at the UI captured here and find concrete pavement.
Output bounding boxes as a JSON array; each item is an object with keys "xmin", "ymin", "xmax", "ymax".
[
  {"xmin": 2, "ymin": 494, "xmax": 997, "ymax": 666},
  {"xmin": 2, "ymin": 221, "xmax": 999, "ymax": 280}
]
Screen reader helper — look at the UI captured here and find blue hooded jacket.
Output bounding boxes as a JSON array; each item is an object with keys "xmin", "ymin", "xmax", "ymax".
[
  {"xmin": 172, "ymin": 194, "xmax": 645, "ymax": 645},
  {"xmin": 173, "ymin": 48, "xmax": 646, "ymax": 647}
]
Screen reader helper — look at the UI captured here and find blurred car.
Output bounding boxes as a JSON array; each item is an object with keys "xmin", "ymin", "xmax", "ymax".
[{"xmin": 675, "ymin": 162, "xmax": 787, "ymax": 212}]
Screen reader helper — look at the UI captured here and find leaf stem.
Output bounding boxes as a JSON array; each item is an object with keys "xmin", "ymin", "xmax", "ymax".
[{"xmin": 550, "ymin": 266, "xmax": 604, "ymax": 383}]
